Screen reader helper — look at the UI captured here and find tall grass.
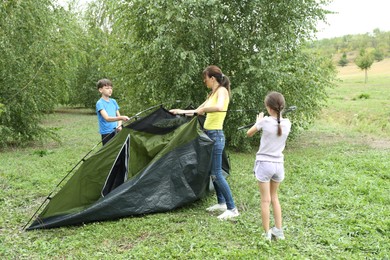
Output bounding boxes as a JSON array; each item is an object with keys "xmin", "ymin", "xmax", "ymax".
[
  {"xmin": 0, "ymin": 62, "xmax": 389, "ymax": 258},
  {"xmin": 318, "ymin": 59, "xmax": 390, "ymax": 138}
]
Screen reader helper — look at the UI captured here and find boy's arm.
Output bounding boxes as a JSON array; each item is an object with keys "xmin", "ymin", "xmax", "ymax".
[
  {"xmin": 116, "ymin": 110, "xmax": 123, "ymax": 128},
  {"xmin": 99, "ymin": 109, "xmax": 129, "ymax": 123}
]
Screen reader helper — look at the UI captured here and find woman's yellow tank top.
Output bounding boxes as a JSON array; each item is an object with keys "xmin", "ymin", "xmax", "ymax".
[{"xmin": 204, "ymin": 91, "xmax": 229, "ymax": 130}]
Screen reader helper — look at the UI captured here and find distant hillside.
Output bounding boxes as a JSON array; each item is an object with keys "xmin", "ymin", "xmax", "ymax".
[
  {"xmin": 337, "ymin": 57, "xmax": 390, "ymax": 79},
  {"xmin": 306, "ymin": 29, "xmax": 390, "ymax": 64}
]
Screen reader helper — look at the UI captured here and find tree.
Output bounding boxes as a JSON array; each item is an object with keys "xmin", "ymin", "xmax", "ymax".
[
  {"xmin": 0, "ymin": 0, "xmax": 336, "ymax": 149},
  {"xmin": 94, "ymin": 0, "xmax": 335, "ymax": 150},
  {"xmin": 372, "ymin": 48, "xmax": 384, "ymax": 62},
  {"xmin": 67, "ymin": 0, "xmax": 114, "ymax": 109},
  {"xmin": 338, "ymin": 52, "xmax": 348, "ymax": 67},
  {"xmin": 355, "ymin": 49, "xmax": 374, "ymax": 83},
  {"xmin": 0, "ymin": 1, "xmax": 88, "ymax": 147}
]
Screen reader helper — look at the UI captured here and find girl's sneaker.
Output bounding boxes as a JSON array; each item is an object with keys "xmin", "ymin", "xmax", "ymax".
[
  {"xmin": 263, "ymin": 230, "xmax": 272, "ymax": 241},
  {"xmin": 206, "ymin": 203, "xmax": 227, "ymax": 212},
  {"xmin": 271, "ymin": 227, "xmax": 285, "ymax": 240}
]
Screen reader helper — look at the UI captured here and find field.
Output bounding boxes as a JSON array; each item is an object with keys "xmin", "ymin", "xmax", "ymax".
[{"xmin": 0, "ymin": 59, "xmax": 389, "ymax": 259}]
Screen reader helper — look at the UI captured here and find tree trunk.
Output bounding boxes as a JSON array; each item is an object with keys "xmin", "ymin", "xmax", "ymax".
[{"xmin": 365, "ymin": 69, "xmax": 368, "ymax": 83}]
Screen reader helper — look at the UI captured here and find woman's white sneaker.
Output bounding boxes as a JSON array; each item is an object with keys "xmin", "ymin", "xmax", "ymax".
[
  {"xmin": 217, "ymin": 208, "xmax": 239, "ymax": 220},
  {"xmin": 206, "ymin": 203, "xmax": 227, "ymax": 212}
]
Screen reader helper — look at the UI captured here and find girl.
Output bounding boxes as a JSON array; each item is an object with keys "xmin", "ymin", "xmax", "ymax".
[
  {"xmin": 170, "ymin": 65, "xmax": 239, "ymax": 220},
  {"xmin": 247, "ymin": 92, "xmax": 291, "ymax": 240}
]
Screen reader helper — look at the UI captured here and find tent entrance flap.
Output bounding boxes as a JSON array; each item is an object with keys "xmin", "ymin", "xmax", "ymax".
[{"xmin": 102, "ymin": 135, "xmax": 130, "ymax": 197}]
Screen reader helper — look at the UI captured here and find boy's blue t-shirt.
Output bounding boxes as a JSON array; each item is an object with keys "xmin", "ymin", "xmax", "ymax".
[{"xmin": 96, "ymin": 98, "xmax": 120, "ymax": 134}]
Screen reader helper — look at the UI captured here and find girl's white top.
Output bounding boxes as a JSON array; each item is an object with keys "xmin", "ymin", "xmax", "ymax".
[{"xmin": 255, "ymin": 116, "xmax": 292, "ymax": 162}]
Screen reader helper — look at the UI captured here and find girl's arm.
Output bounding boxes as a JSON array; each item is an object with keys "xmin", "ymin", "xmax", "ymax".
[{"xmin": 246, "ymin": 124, "xmax": 258, "ymax": 137}]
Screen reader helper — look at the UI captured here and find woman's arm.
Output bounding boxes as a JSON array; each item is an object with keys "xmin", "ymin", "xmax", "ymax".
[
  {"xmin": 169, "ymin": 100, "xmax": 208, "ymax": 116},
  {"xmin": 169, "ymin": 109, "xmax": 197, "ymax": 116},
  {"xmin": 197, "ymin": 88, "xmax": 228, "ymax": 115}
]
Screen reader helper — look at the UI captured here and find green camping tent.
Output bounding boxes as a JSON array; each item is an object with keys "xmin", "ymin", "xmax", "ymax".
[{"xmin": 27, "ymin": 107, "xmax": 228, "ymax": 230}]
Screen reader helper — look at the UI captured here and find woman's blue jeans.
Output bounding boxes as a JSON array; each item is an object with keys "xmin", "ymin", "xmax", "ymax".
[{"xmin": 205, "ymin": 130, "xmax": 236, "ymax": 210}]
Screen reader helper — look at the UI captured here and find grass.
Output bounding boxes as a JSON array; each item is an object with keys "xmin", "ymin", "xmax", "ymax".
[{"xmin": 1, "ymin": 60, "xmax": 389, "ymax": 259}]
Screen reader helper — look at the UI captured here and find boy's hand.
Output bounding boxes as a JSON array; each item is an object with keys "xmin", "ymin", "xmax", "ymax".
[{"xmin": 121, "ymin": 116, "xmax": 130, "ymax": 121}]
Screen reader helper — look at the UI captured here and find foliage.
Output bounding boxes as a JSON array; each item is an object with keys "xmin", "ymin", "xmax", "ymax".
[
  {"xmin": 0, "ymin": 1, "xmax": 88, "ymax": 147},
  {"xmin": 355, "ymin": 50, "xmax": 374, "ymax": 83},
  {"xmin": 1, "ymin": 0, "xmax": 388, "ymax": 150},
  {"xmin": 1, "ymin": 73, "xmax": 389, "ymax": 258},
  {"xmin": 352, "ymin": 93, "xmax": 370, "ymax": 100},
  {"xmin": 338, "ymin": 52, "xmax": 348, "ymax": 67},
  {"xmin": 66, "ymin": 1, "xmax": 115, "ymax": 109},
  {"xmin": 372, "ymin": 48, "xmax": 384, "ymax": 61},
  {"xmin": 307, "ymin": 29, "xmax": 390, "ymax": 62},
  {"xmin": 94, "ymin": 0, "xmax": 336, "ymax": 150}
]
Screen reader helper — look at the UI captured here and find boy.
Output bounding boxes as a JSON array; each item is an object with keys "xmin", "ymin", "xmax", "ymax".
[{"xmin": 96, "ymin": 79, "xmax": 129, "ymax": 145}]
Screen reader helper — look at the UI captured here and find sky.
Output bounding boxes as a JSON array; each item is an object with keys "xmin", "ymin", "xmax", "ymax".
[{"xmin": 316, "ymin": 0, "xmax": 390, "ymax": 39}]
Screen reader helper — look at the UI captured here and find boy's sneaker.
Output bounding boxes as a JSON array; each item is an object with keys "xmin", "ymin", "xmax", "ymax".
[
  {"xmin": 217, "ymin": 208, "xmax": 239, "ymax": 220},
  {"xmin": 271, "ymin": 227, "xmax": 285, "ymax": 240},
  {"xmin": 206, "ymin": 203, "xmax": 227, "ymax": 212},
  {"xmin": 263, "ymin": 230, "xmax": 272, "ymax": 241}
]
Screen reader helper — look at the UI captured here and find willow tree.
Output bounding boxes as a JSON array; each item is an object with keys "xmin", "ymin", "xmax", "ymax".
[
  {"xmin": 0, "ymin": 1, "xmax": 88, "ymax": 147},
  {"xmin": 103, "ymin": 0, "xmax": 335, "ymax": 149}
]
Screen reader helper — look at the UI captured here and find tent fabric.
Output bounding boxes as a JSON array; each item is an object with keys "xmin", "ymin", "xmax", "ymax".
[
  {"xmin": 102, "ymin": 135, "xmax": 130, "ymax": 197},
  {"xmin": 28, "ymin": 107, "xmax": 224, "ymax": 230}
]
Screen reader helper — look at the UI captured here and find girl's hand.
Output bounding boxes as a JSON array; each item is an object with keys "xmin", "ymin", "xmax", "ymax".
[{"xmin": 256, "ymin": 112, "xmax": 264, "ymax": 123}]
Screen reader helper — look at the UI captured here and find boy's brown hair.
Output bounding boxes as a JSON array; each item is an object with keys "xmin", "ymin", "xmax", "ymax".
[{"xmin": 97, "ymin": 79, "xmax": 112, "ymax": 89}]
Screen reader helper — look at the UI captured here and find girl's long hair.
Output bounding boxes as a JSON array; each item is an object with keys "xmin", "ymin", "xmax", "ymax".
[{"xmin": 264, "ymin": 91, "xmax": 285, "ymax": 136}]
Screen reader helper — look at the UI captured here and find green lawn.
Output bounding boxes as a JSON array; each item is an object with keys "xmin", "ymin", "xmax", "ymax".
[{"xmin": 1, "ymin": 72, "xmax": 389, "ymax": 258}]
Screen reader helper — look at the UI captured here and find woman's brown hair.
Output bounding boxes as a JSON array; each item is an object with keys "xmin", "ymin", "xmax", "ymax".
[{"xmin": 202, "ymin": 65, "xmax": 231, "ymax": 97}]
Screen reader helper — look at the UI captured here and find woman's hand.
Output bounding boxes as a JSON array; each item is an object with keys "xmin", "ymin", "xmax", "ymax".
[
  {"xmin": 196, "ymin": 107, "xmax": 205, "ymax": 115},
  {"xmin": 169, "ymin": 109, "xmax": 179, "ymax": 115},
  {"xmin": 170, "ymin": 109, "xmax": 195, "ymax": 116}
]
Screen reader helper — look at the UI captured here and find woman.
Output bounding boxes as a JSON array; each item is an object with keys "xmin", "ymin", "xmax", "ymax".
[{"xmin": 170, "ymin": 65, "xmax": 239, "ymax": 220}]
